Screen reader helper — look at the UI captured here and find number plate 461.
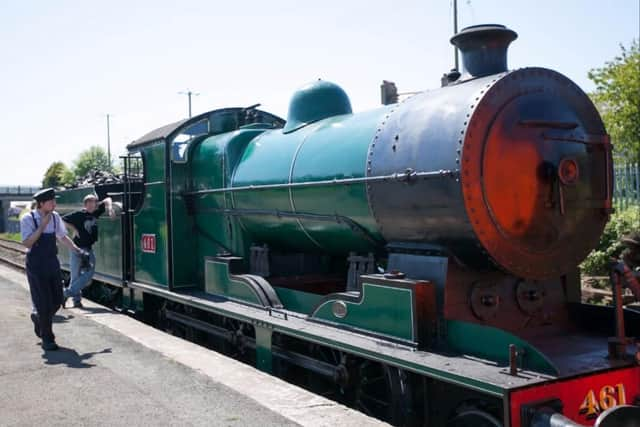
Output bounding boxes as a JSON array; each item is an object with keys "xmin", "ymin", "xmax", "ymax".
[{"xmin": 579, "ymin": 384, "xmax": 626, "ymax": 419}]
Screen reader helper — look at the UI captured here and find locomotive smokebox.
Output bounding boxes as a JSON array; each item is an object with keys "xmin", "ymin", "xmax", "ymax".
[
  {"xmin": 451, "ymin": 24, "xmax": 517, "ymax": 79},
  {"xmin": 366, "ymin": 24, "xmax": 610, "ymax": 280}
]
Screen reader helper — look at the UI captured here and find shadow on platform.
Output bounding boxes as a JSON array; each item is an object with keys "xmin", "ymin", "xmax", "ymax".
[
  {"xmin": 42, "ymin": 347, "xmax": 112, "ymax": 368},
  {"xmin": 70, "ymin": 306, "xmax": 115, "ymax": 315},
  {"xmin": 53, "ymin": 313, "xmax": 74, "ymax": 323}
]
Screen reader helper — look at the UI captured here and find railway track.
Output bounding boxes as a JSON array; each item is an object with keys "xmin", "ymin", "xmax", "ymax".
[{"xmin": 0, "ymin": 238, "xmax": 26, "ymax": 270}]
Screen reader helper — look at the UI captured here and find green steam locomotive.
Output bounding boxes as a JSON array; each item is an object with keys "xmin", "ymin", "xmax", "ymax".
[{"xmin": 56, "ymin": 24, "xmax": 639, "ymax": 427}]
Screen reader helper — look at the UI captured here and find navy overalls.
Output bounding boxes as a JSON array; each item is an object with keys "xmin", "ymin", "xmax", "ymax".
[{"xmin": 26, "ymin": 213, "xmax": 62, "ymax": 343}]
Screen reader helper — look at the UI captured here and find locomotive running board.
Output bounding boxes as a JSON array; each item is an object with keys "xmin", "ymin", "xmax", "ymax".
[{"xmin": 126, "ymin": 278, "xmax": 552, "ymax": 396}]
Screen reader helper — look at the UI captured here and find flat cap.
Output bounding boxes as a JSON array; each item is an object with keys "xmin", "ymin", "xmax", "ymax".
[
  {"xmin": 83, "ymin": 194, "xmax": 98, "ymax": 203},
  {"xmin": 33, "ymin": 188, "xmax": 56, "ymax": 202}
]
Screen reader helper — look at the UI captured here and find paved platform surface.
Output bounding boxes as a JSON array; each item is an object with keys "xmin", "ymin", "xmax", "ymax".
[{"xmin": 0, "ymin": 264, "xmax": 385, "ymax": 427}]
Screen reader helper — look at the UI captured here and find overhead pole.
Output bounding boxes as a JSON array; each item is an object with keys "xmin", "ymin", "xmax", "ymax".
[
  {"xmin": 106, "ymin": 113, "xmax": 111, "ymax": 169},
  {"xmin": 178, "ymin": 90, "xmax": 200, "ymax": 118},
  {"xmin": 453, "ymin": 0, "xmax": 459, "ymax": 71}
]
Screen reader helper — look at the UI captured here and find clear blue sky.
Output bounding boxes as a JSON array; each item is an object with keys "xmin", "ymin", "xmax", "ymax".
[{"xmin": 1, "ymin": 0, "xmax": 638, "ymax": 185}]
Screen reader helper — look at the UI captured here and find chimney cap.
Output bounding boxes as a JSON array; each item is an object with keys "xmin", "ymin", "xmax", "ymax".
[
  {"xmin": 449, "ymin": 24, "xmax": 518, "ymax": 79},
  {"xmin": 450, "ymin": 24, "xmax": 517, "ymax": 47}
]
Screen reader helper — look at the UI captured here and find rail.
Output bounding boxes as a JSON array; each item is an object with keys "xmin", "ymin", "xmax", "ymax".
[
  {"xmin": 0, "ymin": 237, "xmax": 26, "ymax": 269},
  {"xmin": 0, "ymin": 238, "xmax": 26, "ymax": 253}
]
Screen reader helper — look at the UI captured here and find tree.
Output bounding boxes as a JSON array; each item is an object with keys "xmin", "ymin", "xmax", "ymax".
[
  {"xmin": 72, "ymin": 146, "xmax": 113, "ymax": 177},
  {"xmin": 588, "ymin": 40, "xmax": 640, "ymax": 162},
  {"xmin": 42, "ymin": 161, "xmax": 73, "ymax": 188},
  {"xmin": 61, "ymin": 168, "xmax": 75, "ymax": 185}
]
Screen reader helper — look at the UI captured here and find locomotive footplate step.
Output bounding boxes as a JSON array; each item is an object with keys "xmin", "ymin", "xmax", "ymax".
[{"xmin": 0, "ymin": 264, "xmax": 384, "ymax": 427}]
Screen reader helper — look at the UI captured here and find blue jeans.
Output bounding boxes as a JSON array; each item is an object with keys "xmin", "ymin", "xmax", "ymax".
[{"xmin": 65, "ymin": 248, "xmax": 95, "ymax": 303}]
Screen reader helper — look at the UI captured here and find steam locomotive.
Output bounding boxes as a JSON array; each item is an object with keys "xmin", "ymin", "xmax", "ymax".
[{"xmin": 56, "ymin": 24, "xmax": 639, "ymax": 426}]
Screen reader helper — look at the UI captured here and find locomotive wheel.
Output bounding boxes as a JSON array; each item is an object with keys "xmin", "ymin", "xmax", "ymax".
[
  {"xmin": 307, "ymin": 344, "xmax": 414, "ymax": 425},
  {"xmin": 85, "ymin": 282, "xmax": 120, "ymax": 308},
  {"xmin": 222, "ymin": 318, "xmax": 248, "ymax": 357},
  {"xmin": 182, "ymin": 305, "xmax": 199, "ymax": 342},
  {"xmin": 154, "ymin": 301, "xmax": 168, "ymax": 330},
  {"xmin": 354, "ymin": 361, "xmax": 414, "ymax": 426},
  {"xmin": 448, "ymin": 403, "xmax": 503, "ymax": 427},
  {"xmin": 166, "ymin": 319, "xmax": 187, "ymax": 338},
  {"xmin": 219, "ymin": 318, "xmax": 255, "ymax": 364},
  {"xmin": 163, "ymin": 302, "xmax": 189, "ymax": 339},
  {"xmin": 306, "ymin": 344, "xmax": 351, "ymax": 400}
]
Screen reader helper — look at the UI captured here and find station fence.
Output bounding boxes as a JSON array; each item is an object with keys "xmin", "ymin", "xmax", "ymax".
[
  {"xmin": 0, "ymin": 186, "xmax": 40, "ymax": 195},
  {"xmin": 613, "ymin": 162, "xmax": 639, "ymax": 210}
]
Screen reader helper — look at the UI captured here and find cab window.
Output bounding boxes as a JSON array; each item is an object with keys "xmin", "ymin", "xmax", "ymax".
[{"xmin": 171, "ymin": 119, "xmax": 209, "ymax": 162}]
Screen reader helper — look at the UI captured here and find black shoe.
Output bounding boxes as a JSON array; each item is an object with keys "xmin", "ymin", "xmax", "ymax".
[
  {"xmin": 30, "ymin": 313, "xmax": 41, "ymax": 338},
  {"xmin": 41, "ymin": 341, "xmax": 59, "ymax": 351},
  {"xmin": 61, "ymin": 294, "xmax": 68, "ymax": 309},
  {"xmin": 73, "ymin": 300, "xmax": 84, "ymax": 309}
]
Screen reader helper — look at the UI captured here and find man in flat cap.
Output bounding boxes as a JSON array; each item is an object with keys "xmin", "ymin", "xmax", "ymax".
[
  {"xmin": 62, "ymin": 193, "xmax": 114, "ymax": 308},
  {"xmin": 20, "ymin": 188, "xmax": 83, "ymax": 351}
]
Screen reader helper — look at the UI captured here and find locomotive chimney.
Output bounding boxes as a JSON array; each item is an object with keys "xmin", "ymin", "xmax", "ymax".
[{"xmin": 450, "ymin": 24, "xmax": 517, "ymax": 79}]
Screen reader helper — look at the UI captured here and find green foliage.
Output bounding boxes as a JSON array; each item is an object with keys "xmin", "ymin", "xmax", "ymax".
[
  {"xmin": 41, "ymin": 147, "xmax": 115, "ymax": 189},
  {"xmin": 73, "ymin": 146, "xmax": 113, "ymax": 177},
  {"xmin": 580, "ymin": 206, "xmax": 640, "ymax": 275},
  {"xmin": 61, "ymin": 168, "xmax": 75, "ymax": 185},
  {"xmin": 0, "ymin": 232, "xmax": 22, "ymax": 243},
  {"xmin": 588, "ymin": 40, "xmax": 640, "ymax": 162},
  {"xmin": 42, "ymin": 161, "xmax": 73, "ymax": 188}
]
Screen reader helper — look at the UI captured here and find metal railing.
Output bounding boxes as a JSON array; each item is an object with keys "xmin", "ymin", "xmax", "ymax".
[
  {"xmin": 0, "ymin": 186, "xmax": 40, "ymax": 195},
  {"xmin": 613, "ymin": 162, "xmax": 639, "ymax": 210}
]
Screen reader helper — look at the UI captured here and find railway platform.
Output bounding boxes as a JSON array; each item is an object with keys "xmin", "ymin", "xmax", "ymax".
[{"xmin": 0, "ymin": 264, "xmax": 385, "ymax": 427}]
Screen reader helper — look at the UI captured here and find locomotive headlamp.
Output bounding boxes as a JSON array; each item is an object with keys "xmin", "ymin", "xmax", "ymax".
[{"xmin": 558, "ymin": 158, "xmax": 579, "ymax": 185}]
